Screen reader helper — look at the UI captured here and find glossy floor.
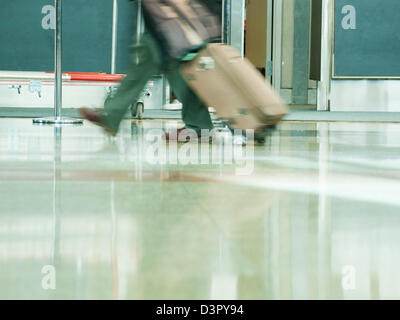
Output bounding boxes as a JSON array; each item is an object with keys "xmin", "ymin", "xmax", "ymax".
[{"xmin": 1, "ymin": 118, "xmax": 400, "ymax": 300}]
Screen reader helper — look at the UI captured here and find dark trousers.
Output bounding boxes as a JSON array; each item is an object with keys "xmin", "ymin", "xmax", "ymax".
[{"xmin": 102, "ymin": 32, "xmax": 213, "ymax": 134}]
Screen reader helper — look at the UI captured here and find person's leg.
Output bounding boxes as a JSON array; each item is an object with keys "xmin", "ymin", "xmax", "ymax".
[
  {"xmin": 165, "ymin": 59, "xmax": 213, "ymax": 135},
  {"xmin": 101, "ymin": 33, "xmax": 162, "ymax": 133}
]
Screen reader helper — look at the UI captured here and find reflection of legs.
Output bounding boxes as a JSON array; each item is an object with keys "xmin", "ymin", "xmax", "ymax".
[
  {"xmin": 165, "ymin": 60, "xmax": 213, "ymax": 135},
  {"xmin": 102, "ymin": 34, "xmax": 162, "ymax": 133}
]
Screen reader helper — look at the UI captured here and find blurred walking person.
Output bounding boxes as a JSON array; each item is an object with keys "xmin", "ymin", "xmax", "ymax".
[{"xmin": 79, "ymin": 0, "xmax": 222, "ymax": 140}]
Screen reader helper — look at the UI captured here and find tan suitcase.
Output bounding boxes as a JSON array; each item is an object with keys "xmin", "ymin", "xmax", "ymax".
[{"xmin": 181, "ymin": 44, "xmax": 288, "ymax": 132}]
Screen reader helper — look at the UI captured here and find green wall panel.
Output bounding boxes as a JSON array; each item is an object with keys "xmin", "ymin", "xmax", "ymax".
[{"xmin": 0, "ymin": 0, "xmax": 135, "ymax": 74}]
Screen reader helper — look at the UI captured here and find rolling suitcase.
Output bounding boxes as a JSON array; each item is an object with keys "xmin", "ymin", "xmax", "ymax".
[{"xmin": 181, "ymin": 44, "xmax": 288, "ymax": 134}]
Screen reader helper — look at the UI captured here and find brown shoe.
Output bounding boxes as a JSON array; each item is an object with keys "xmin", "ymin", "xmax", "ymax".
[{"xmin": 79, "ymin": 107, "xmax": 117, "ymax": 136}]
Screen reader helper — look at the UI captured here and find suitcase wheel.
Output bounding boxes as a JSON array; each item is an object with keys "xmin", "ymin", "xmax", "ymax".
[
  {"xmin": 255, "ymin": 136, "xmax": 267, "ymax": 145},
  {"xmin": 254, "ymin": 125, "xmax": 277, "ymax": 145},
  {"xmin": 132, "ymin": 102, "xmax": 144, "ymax": 119}
]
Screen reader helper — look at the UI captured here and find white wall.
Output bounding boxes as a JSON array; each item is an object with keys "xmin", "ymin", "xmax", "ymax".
[
  {"xmin": 0, "ymin": 77, "xmax": 165, "ymax": 110},
  {"xmin": 330, "ymin": 80, "xmax": 400, "ymax": 112},
  {"xmin": 0, "ymin": 80, "xmax": 113, "ymax": 109}
]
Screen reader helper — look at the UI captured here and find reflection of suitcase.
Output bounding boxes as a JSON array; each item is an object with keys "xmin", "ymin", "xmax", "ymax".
[{"xmin": 181, "ymin": 44, "xmax": 288, "ymax": 132}]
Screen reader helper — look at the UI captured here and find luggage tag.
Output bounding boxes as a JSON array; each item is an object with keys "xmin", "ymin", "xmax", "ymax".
[{"xmin": 198, "ymin": 56, "xmax": 215, "ymax": 71}]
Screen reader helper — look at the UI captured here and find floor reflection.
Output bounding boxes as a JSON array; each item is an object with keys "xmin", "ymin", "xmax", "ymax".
[{"xmin": 0, "ymin": 118, "xmax": 400, "ymax": 299}]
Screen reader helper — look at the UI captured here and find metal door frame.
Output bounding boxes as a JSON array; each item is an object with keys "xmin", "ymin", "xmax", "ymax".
[
  {"xmin": 272, "ymin": 0, "xmax": 283, "ymax": 92},
  {"xmin": 227, "ymin": 0, "xmax": 246, "ymax": 57},
  {"xmin": 270, "ymin": 0, "xmax": 334, "ymax": 109},
  {"xmin": 317, "ymin": 0, "xmax": 334, "ymax": 111}
]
